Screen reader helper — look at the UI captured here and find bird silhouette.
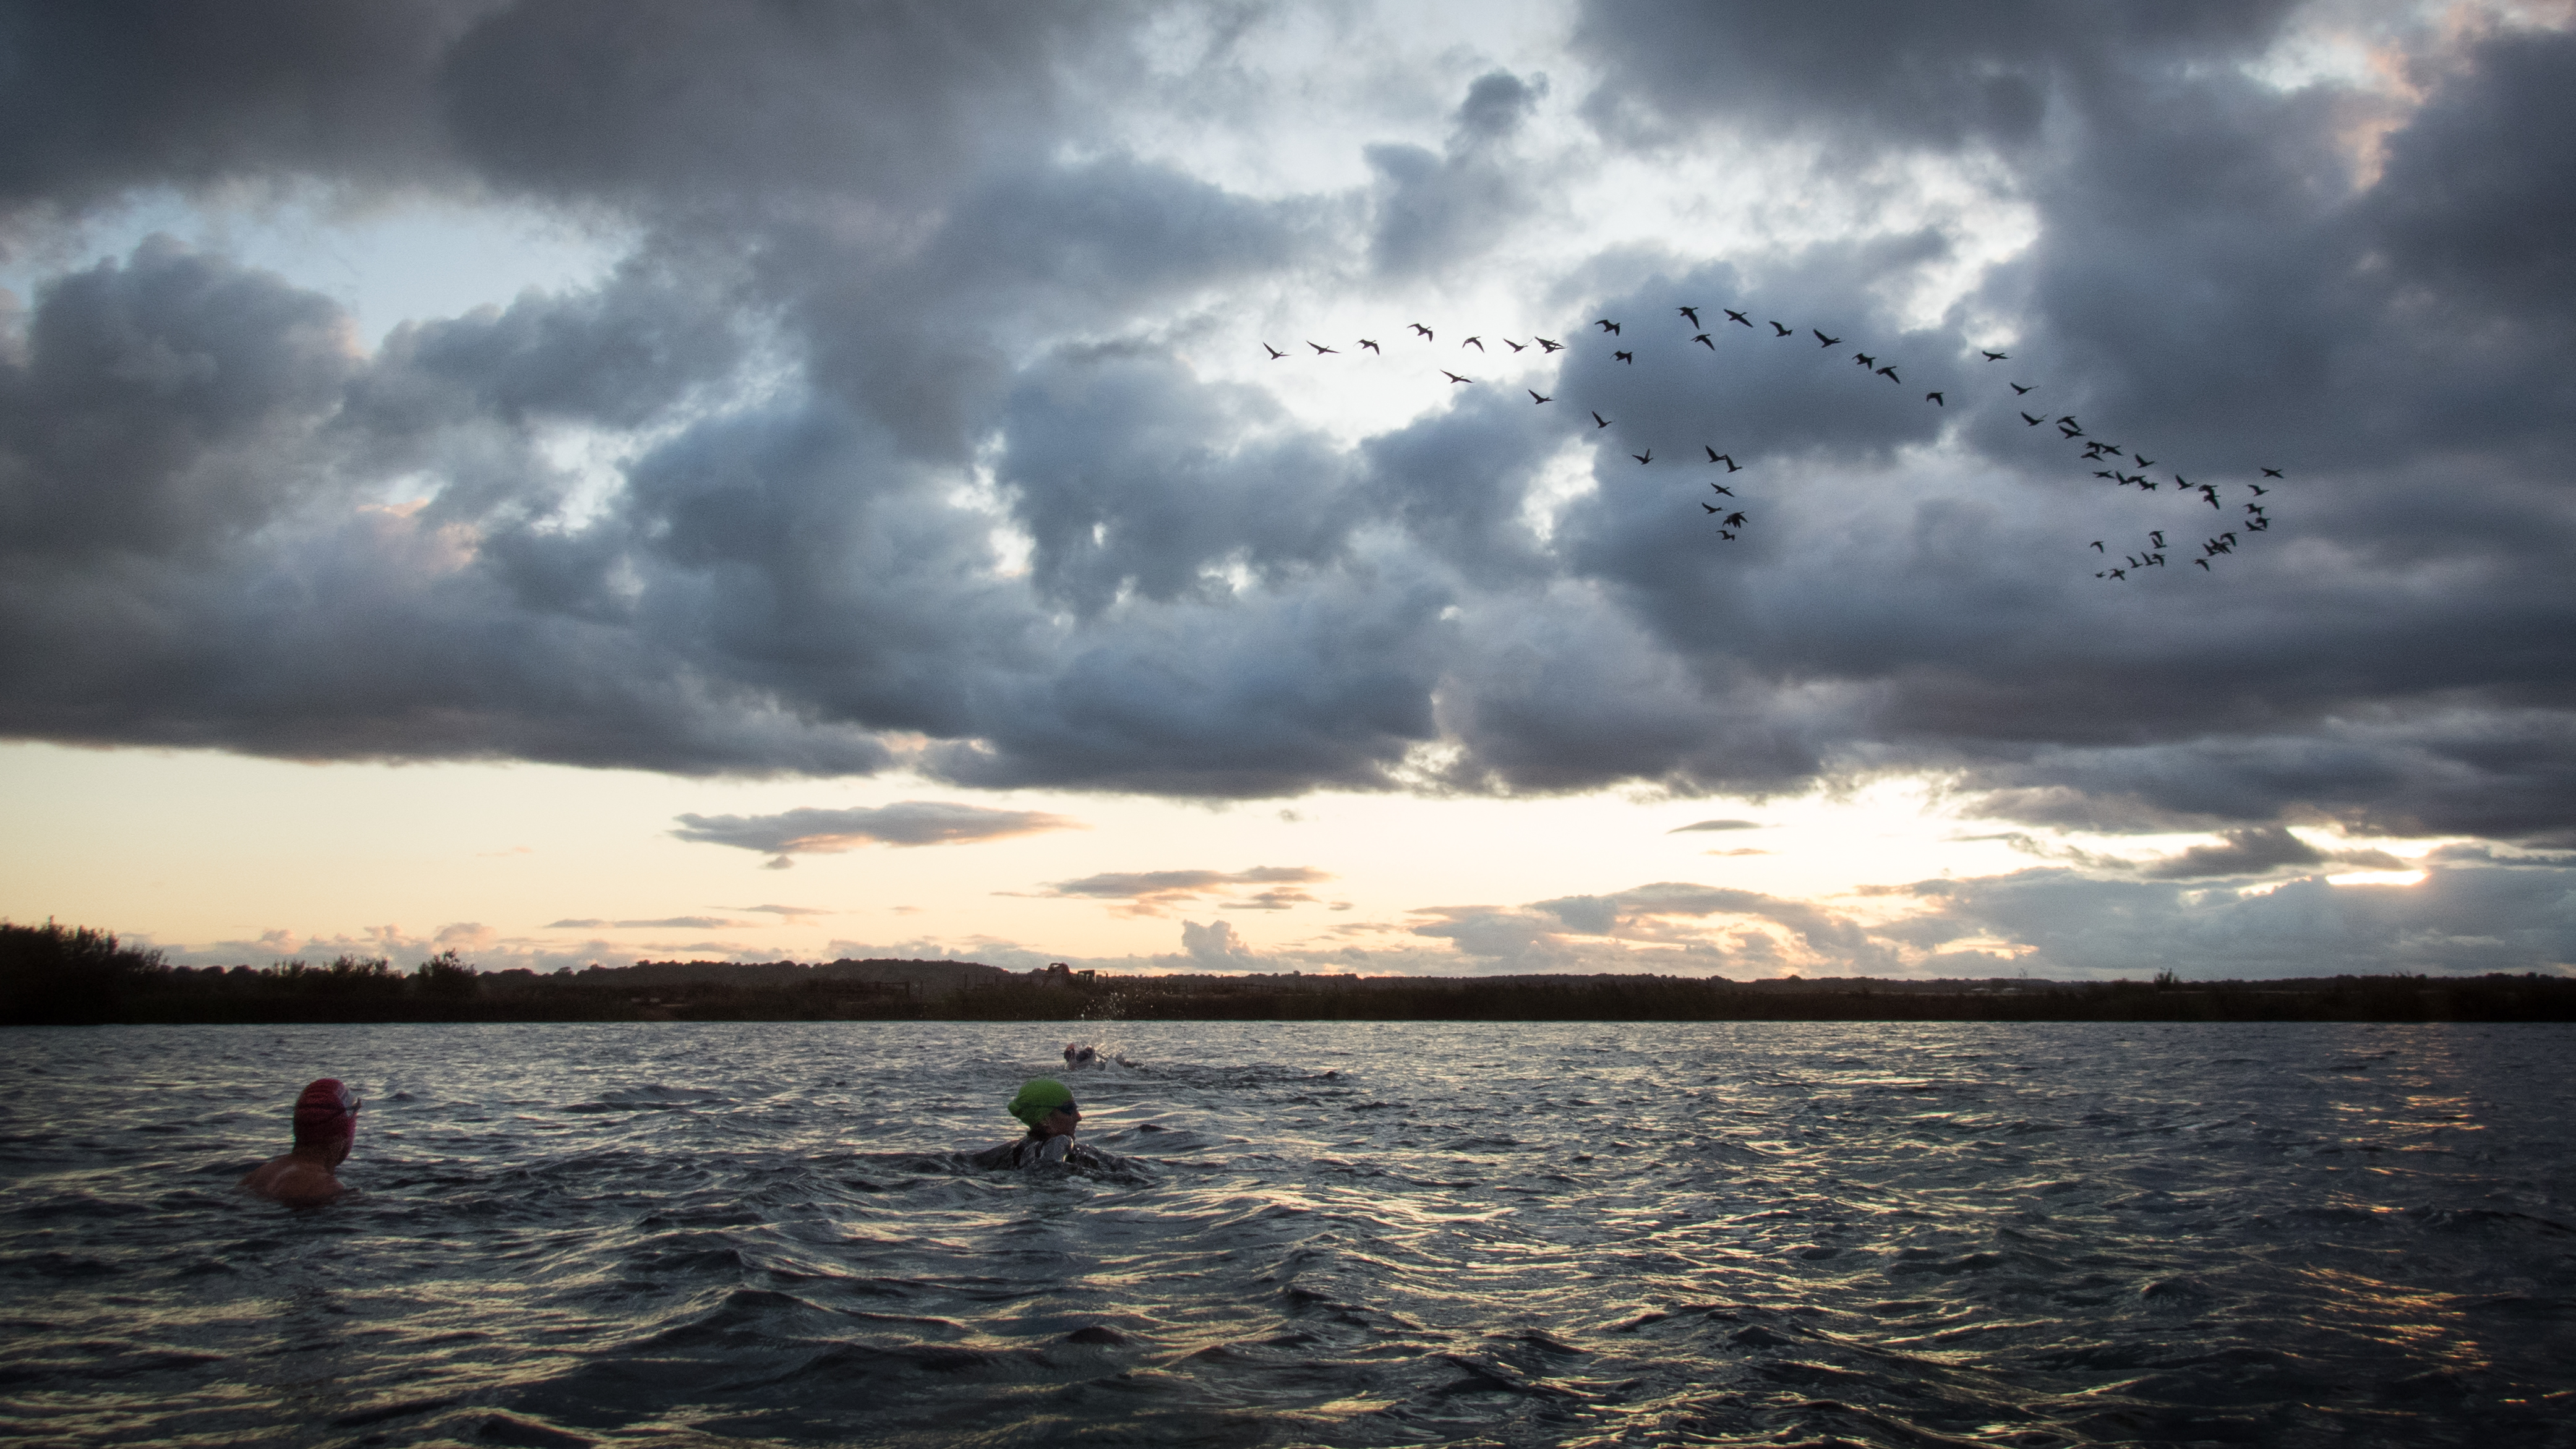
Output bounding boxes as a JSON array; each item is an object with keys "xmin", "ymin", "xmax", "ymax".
[
  {"xmin": 1710, "ymin": 482, "xmax": 1735, "ymax": 497},
  {"xmin": 1410, "ymin": 323, "xmax": 1433, "ymax": 340},
  {"xmin": 2090, "ymin": 541, "xmax": 2105, "ymax": 552},
  {"xmin": 1814, "ymin": 330, "xmax": 1842, "ymax": 347},
  {"xmin": 2261, "ymin": 468, "xmax": 2283, "ymax": 478},
  {"xmin": 1719, "ymin": 529, "xmax": 1737, "ymax": 540},
  {"xmin": 1263, "ymin": 343, "xmax": 1286, "ymax": 359},
  {"xmin": 2248, "ymin": 484, "xmax": 2269, "ymax": 496},
  {"xmin": 1461, "ymin": 336, "xmax": 1484, "ymax": 351},
  {"xmin": 1768, "ymin": 320, "xmax": 1794, "ymax": 336},
  {"xmin": 1307, "ymin": 341, "xmax": 1337, "ymax": 354},
  {"xmin": 1722, "ymin": 511, "xmax": 1746, "ymax": 526},
  {"xmin": 1591, "ymin": 411, "xmax": 1612, "ymax": 429},
  {"xmin": 1441, "ymin": 370, "xmax": 1471, "ymax": 384},
  {"xmin": 1854, "ymin": 353, "xmax": 1875, "ymax": 367},
  {"xmin": 1614, "ymin": 350, "xmax": 1633, "ymax": 364},
  {"xmin": 1596, "ymin": 319, "xmax": 1622, "ymax": 334},
  {"xmin": 1358, "ymin": 339, "xmax": 1381, "ymax": 353},
  {"xmin": 2196, "ymin": 558, "xmax": 2211, "ymax": 570},
  {"xmin": 1724, "ymin": 309, "xmax": 1752, "ymax": 327},
  {"xmin": 1704, "ymin": 502, "xmax": 1721, "ymax": 513},
  {"xmin": 1536, "ymin": 337, "xmax": 1564, "ymax": 352},
  {"xmin": 1981, "ymin": 350, "xmax": 2008, "ymax": 361},
  {"xmin": 2022, "ymin": 412, "xmax": 2045, "ymax": 426},
  {"xmin": 1693, "ymin": 333, "xmax": 1714, "ymax": 349},
  {"xmin": 1876, "ymin": 366, "xmax": 1900, "ymax": 382},
  {"xmin": 1504, "ymin": 339, "xmax": 1526, "ymax": 353},
  {"xmin": 2149, "ymin": 531, "xmax": 2166, "ymax": 547},
  {"xmin": 2133, "ymin": 455, "xmax": 2154, "ymax": 467},
  {"xmin": 1679, "ymin": 306, "xmax": 1701, "ymax": 326},
  {"xmin": 1633, "ymin": 450, "xmax": 1653, "ymax": 464},
  {"xmin": 1529, "ymin": 390, "xmax": 1552, "ymax": 404},
  {"xmin": 2011, "ymin": 382, "xmax": 2032, "ymax": 394},
  {"xmin": 1926, "ymin": 391, "xmax": 1944, "ymax": 405}
]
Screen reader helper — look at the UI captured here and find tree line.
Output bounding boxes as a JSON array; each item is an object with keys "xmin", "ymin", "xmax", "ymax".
[{"xmin": 6, "ymin": 919, "xmax": 2571, "ymax": 1025}]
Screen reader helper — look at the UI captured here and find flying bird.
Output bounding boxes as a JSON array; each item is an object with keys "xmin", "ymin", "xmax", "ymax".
[
  {"xmin": 1719, "ymin": 529, "xmax": 1738, "ymax": 540},
  {"xmin": 1722, "ymin": 511, "xmax": 1747, "ymax": 527},
  {"xmin": 1307, "ymin": 341, "xmax": 1337, "ymax": 354},
  {"xmin": 1591, "ymin": 411, "xmax": 1612, "ymax": 429},
  {"xmin": 1410, "ymin": 323, "xmax": 1434, "ymax": 340},
  {"xmin": 1615, "ymin": 350, "xmax": 1633, "ymax": 364},
  {"xmin": 1725, "ymin": 309, "xmax": 1752, "ymax": 327},
  {"xmin": 1877, "ymin": 365, "xmax": 1900, "ymax": 382},
  {"xmin": 1814, "ymin": 330, "xmax": 1842, "ymax": 347},
  {"xmin": 2149, "ymin": 530, "xmax": 2166, "ymax": 547},
  {"xmin": 1693, "ymin": 333, "xmax": 1715, "ymax": 349},
  {"xmin": 1441, "ymin": 370, "xmax": 1471, "ymax": 384},
  {"xmin": 2022, "ymin": 412, "xmax": 2045, "ymax": 425},
  {"xmin": 1633, "ymin": 450, "xmax": 1653, "ymax": 464},
  {"xmin": 1768, "ymin": 320, "xmax": 1794, "ymax": 336},
  {"xmin": 1710, "ymin": 482, "xmax": 1735, "ymax": 496},
  {"xmin": 1504, "ymin": 339, "xmax": 1527, "ymax": 353},
  {"xmin": 2196, "ymin": 558, "xmax": 2211, "ymax": 571},
  {"xmin": 2090, "ymin": 541, "xmax": 2105, "ymax": 552},
  {"xmin": 1705, "ymin": 502, "xmax": 1721, "ymax": 513},
  {"xmin": 1529, "ymin": 390, "xmax": 1552, "ymax": 404},
  {"xmin": 1596, "ymin": 319, "xmax": 1622, "ymax": 334},
  {"xmin": 2261, "ymin": 468, "xmax": 2284, "ymax": 477},
  {"xmin": 1358, "ymin": 339, "xmax": 1380, "ymax": 353},
  {"xmin": 1926, "ymin": 391, "xmax": 1944, "ymax": 405},
  {"xmin": 1854, "ymin": 353, "xmax": 1875, "ymax": 367},
  {"xmin": 1536, "ymin": 337, "xmax": 1564, "ymax": 352},
  {"xmin": 2248, "ymin": 484, "xmax": 2270, "ymax": 496},
  {"xmin": 1461, "ymin": 336, "xmax": 1484, "ymax": 351},
  {"xmin": 1981, "ymin": 350, "xmax": 2009, "ymax": 361},
  {"xmin": 2011, "ymin": 382, "xmax": 2032, "ymax": 394},
  {"xmin": 2133, "ymin": 455, "xmax": 2154, "ymax": 467},
  {"xmin": 1679, "ymin": 306, "xmax": 1701, "ymax": 326},
  {"xmin": 1263, "ymin": 343, "xmax": 1286, "ymax": 359}
]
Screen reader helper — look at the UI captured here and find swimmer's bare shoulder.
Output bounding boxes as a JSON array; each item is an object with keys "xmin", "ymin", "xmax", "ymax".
[{"xmin": 239, "ymin": 1155, "xmax": 350, "ymax": 1208}]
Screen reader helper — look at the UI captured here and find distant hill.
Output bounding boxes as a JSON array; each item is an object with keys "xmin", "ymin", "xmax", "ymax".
[{"xmin": 601, "ymin": 957, "xmax": 1015, "ymax": 991}]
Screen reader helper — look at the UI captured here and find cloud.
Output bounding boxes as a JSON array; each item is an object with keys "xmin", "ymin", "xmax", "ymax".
[
  {"xmin": 544, "ymin": 916, "xmax": 742, "ymax": 930},
  {"xmin": 1035, "ymin": 865, "xmax": 1333, "ymax": 917},
  {"xmin": 670, "ymin": 801, "xmax": 1083, "ymax": 858},
  {"xmin": 1670, "ymin": 818, "xmax": 1762, "ymax": 832},
  {"xmin": 2, "ymin": 3, "xmax": 2574, "ymax": 871}
]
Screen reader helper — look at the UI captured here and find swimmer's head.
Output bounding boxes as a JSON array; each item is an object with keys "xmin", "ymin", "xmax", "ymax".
[
  {"xmin": 292, "ymin": 1078, "xmax": 361, "ymax": 1161},
  {"xmin": 1008, "ymin": 1077, "xmax": 1077, "ymax": 1130}
]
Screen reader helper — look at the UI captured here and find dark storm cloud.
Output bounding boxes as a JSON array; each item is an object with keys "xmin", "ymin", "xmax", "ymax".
[
  {"xmin": 1570, "ymin": 0, "xmax": 2301, "ymax": 150},
  {"xmin": 670, "ymin": 801, "xmax": 1082, "ymax": 857},
  {"xmin": 1367, "ymin": 70, "xmax": 1546, "ymax": 278},
  {"xmin": 4, "ymin": 1, "xmax": 2576, "ymax": 898}
]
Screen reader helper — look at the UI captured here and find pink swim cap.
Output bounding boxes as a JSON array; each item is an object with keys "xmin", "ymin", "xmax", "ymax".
[{"xmin": 292, "ymin": 1079, "xmax": 360, "ymax": 1150}]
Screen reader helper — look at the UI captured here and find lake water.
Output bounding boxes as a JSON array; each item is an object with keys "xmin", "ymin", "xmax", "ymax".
[{"xmin": 4, "ymin": 1020, "xmax": 2572, "ymax": 1447}]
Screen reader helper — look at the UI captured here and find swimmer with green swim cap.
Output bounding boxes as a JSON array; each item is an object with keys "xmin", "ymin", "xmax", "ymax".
[{"xmin": 971, "ymin": 1075, "xmax": 1135, "ymax": 1172}]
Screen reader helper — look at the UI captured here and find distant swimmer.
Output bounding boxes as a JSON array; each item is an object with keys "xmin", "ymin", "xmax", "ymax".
[
  {"xmin": 1065, "ymin": 1042, "xmax": 1098, "ymax": 1069},
  {"xmin": 970, "ymin": 1079, "xmax": 1133, "ymax": 1172},
  {"xmin": 239, "ymin": 1079, "xmax": 359, "ymax": 1207}
]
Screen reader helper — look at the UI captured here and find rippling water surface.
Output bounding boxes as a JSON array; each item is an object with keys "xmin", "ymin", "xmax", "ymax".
[{"xmin": 5, "ymin": 1021, "xmax": 2573, "ymax": 1447}]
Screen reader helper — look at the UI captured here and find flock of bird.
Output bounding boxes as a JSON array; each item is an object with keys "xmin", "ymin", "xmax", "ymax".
[{"xmin": 1262, "ymin": 306, "xmax": 2287, "ymax": 578}]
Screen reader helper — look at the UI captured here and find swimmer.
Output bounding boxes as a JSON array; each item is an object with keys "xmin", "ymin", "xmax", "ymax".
[
  {"xmin": 1064, "ymin": 1043, "xmax": 1099, "ymax": 1069},
  {"xmin": 239, "ymin": 1079, "xmax": 360, "ymax": 1207},
  {"xmin": 969, "ymin": 1078, "xmax": 1132, "ymax": 1171}
]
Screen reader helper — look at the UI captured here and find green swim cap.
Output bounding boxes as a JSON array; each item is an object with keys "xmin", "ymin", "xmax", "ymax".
[{"xmin": 1009, "ymin": 1077, "xmax": 1076, "ymax": 1127}]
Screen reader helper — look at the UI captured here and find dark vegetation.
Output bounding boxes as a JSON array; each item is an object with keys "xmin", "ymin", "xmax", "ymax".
[{"xmin": 6, "ymin": 920, "xmax": 2573, "ymax": 1025}]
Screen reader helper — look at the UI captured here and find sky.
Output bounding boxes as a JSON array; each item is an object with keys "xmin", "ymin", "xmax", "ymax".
[{"xmin": 4, "ymin": 0, "xmax": 2574, "ymax": 981}]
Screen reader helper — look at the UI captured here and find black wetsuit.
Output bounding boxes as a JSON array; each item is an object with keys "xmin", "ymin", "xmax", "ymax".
[{"xmin": 969, "ymin": 1134, "xmax": 1132, "ymax": 1171}]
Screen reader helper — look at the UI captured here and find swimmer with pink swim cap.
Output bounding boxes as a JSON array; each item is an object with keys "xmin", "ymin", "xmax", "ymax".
[{"xmin": 239, "ymin": 1079, "xmax": 361, "ymax": 1207}]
